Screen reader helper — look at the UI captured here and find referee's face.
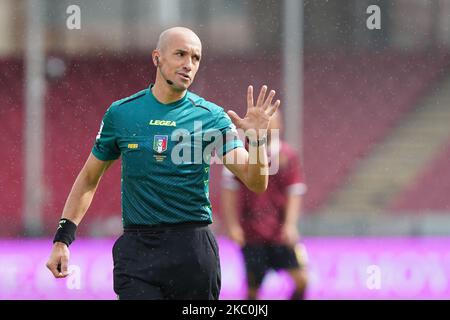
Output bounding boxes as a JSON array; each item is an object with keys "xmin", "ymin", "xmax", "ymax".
[{"xmin": 159, "ymin": 34, "xmax": 202, "ymax": 91}]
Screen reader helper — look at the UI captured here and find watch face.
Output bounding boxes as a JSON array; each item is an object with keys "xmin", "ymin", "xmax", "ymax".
[{"xmin": 249, "ymin": 136, "xmax": 267, "ymax": 147}]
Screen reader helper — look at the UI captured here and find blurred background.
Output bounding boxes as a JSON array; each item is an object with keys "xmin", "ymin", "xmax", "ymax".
[{"xmin": 1, "ymin": 0, "xmax": 450, "ymax": 299}]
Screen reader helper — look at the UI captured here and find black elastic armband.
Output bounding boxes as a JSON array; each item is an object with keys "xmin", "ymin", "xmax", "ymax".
[{"xmin": 53, "ymin": 218, "xmax": 77, "ymax": 247}]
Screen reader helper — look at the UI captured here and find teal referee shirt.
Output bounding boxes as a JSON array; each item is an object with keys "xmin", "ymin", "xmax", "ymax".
[{"xmin": 92, "ymin": 85, "xmax": 243, "ymax": 226}]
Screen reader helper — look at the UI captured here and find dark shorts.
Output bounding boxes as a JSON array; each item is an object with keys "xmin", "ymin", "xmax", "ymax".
[
  {"xmin": 113, "ymin": 222, "xmax": 221, "ymax": 300},
  {"xmin": 242, "ymin": 243, "xmax": 307, "ymax": 288}
]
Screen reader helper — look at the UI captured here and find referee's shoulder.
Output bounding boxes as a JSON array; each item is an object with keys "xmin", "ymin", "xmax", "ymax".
[
  {"xmin": 187, "ymin": 91, "xmax": 224, "ymax": 115},
  {"xmin": 109, "ymin": 88, "xmax": 148, "ymax": 110}
]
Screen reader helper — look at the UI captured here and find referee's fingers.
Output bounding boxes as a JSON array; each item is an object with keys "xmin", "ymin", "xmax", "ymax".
[
  {"xmin": 46, "ymin": 260, "xmax": 64, "ymax": 278},
  {"xmin": 46, "ymin": 254, "xmax": 70, "ymax": 278},
  {"xmin": 60, "ymin": 255, "xmax": 70, "ymax": 277}
]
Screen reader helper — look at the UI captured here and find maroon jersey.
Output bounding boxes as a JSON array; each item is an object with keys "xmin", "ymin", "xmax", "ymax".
[{"xmin": 222, "ymin": 140, "xmax": 306, "ymax": 244}]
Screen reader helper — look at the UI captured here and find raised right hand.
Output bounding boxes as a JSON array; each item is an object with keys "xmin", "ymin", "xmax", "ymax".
[{"xmin": 227, "ymin": 85, "xmax": 281, "ymax": 139}]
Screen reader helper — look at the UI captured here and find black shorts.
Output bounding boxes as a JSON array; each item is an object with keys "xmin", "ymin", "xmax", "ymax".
[
  {"xmin": 112, "ymin": 222, "xmax": 221, "ymax": 300},
  {"xmin": 242, "ymin": 243, "xmax": 307, "ymax": 288}
]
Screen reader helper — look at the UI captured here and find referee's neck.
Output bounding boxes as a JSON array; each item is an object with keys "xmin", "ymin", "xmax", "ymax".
[{"xmin": 152, "ymin": 82, "xmax": 187, "ymax": 105}]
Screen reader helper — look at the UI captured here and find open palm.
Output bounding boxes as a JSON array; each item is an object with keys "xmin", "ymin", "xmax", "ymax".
[{"xmin": 227, "ymin": 85, "xmax": 280, "ymax": 138}]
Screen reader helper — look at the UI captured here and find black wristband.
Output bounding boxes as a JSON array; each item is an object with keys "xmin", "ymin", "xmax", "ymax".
[{"xmin": 53, "ymin": 218, "xmax": 77, "ymax": 247}]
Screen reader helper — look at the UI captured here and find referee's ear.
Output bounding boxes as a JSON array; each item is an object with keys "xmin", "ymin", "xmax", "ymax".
[{"xmin": 152, "ymin": 50, "xmax": 160, "ymax": 68}]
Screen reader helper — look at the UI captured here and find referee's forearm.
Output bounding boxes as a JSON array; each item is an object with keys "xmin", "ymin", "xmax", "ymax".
[
  {"xmin": 246, "ymin": 144, "xmax": 269, "ymax": 193},
  {"xmin": 60, "ymin": 171, "xmax": 101, "ymax": 225}
]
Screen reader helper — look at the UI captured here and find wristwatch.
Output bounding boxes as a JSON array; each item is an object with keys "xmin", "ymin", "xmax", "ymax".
[{"xmin": 248, "ymin": 136, "xmax": 267, "ymax": 147}]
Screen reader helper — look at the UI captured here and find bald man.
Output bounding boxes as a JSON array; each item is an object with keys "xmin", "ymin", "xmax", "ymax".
[{"xmin": 46, "ymin": 27, "xmax": 280, "ymax": 300}]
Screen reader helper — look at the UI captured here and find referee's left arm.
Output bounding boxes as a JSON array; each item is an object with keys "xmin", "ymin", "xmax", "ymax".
[
  {"xmin": 222, "ymin": 145, "xmax": 269, "ymax": 194},
  {"xmin": 222, "ymin": 85, "xmax": 280, "ymax": 193}
]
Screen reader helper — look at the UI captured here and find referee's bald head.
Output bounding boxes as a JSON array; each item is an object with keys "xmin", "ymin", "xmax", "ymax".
[{"xmin": 156, "ymin": 27, "xmax": 202, "ymax": 53}]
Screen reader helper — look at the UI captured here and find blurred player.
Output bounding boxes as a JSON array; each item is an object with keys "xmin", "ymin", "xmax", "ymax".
[
  {"xmin": 46, "ymin": 27, "xmax": 281, "ymax": 299},
  {"xmin": 222, "ymin": 111, "xmax": 309, "ymax": 300}
]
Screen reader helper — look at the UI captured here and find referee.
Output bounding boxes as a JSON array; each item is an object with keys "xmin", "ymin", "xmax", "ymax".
[{"xmin": 46, "ymin": 27, "xmax": 280, "ymax": 300}]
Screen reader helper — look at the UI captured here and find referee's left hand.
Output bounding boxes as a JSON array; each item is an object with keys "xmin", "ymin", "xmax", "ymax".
[
  {"xmin": 46, "ymin": 242, "xmax": 71, "ymax": 278},
  {"xmin": 227, "ymin": 85, "xmax": 280, "ymax": 138}
]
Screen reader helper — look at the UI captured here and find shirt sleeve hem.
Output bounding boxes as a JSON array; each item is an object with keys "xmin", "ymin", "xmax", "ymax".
[
  {"xmin": 220, "ymin": 141, "xmax": 244, "ymax": 158},
  {"xmin": 91, "ymin": 148, "xmax": 120, "ymax": 161}
]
